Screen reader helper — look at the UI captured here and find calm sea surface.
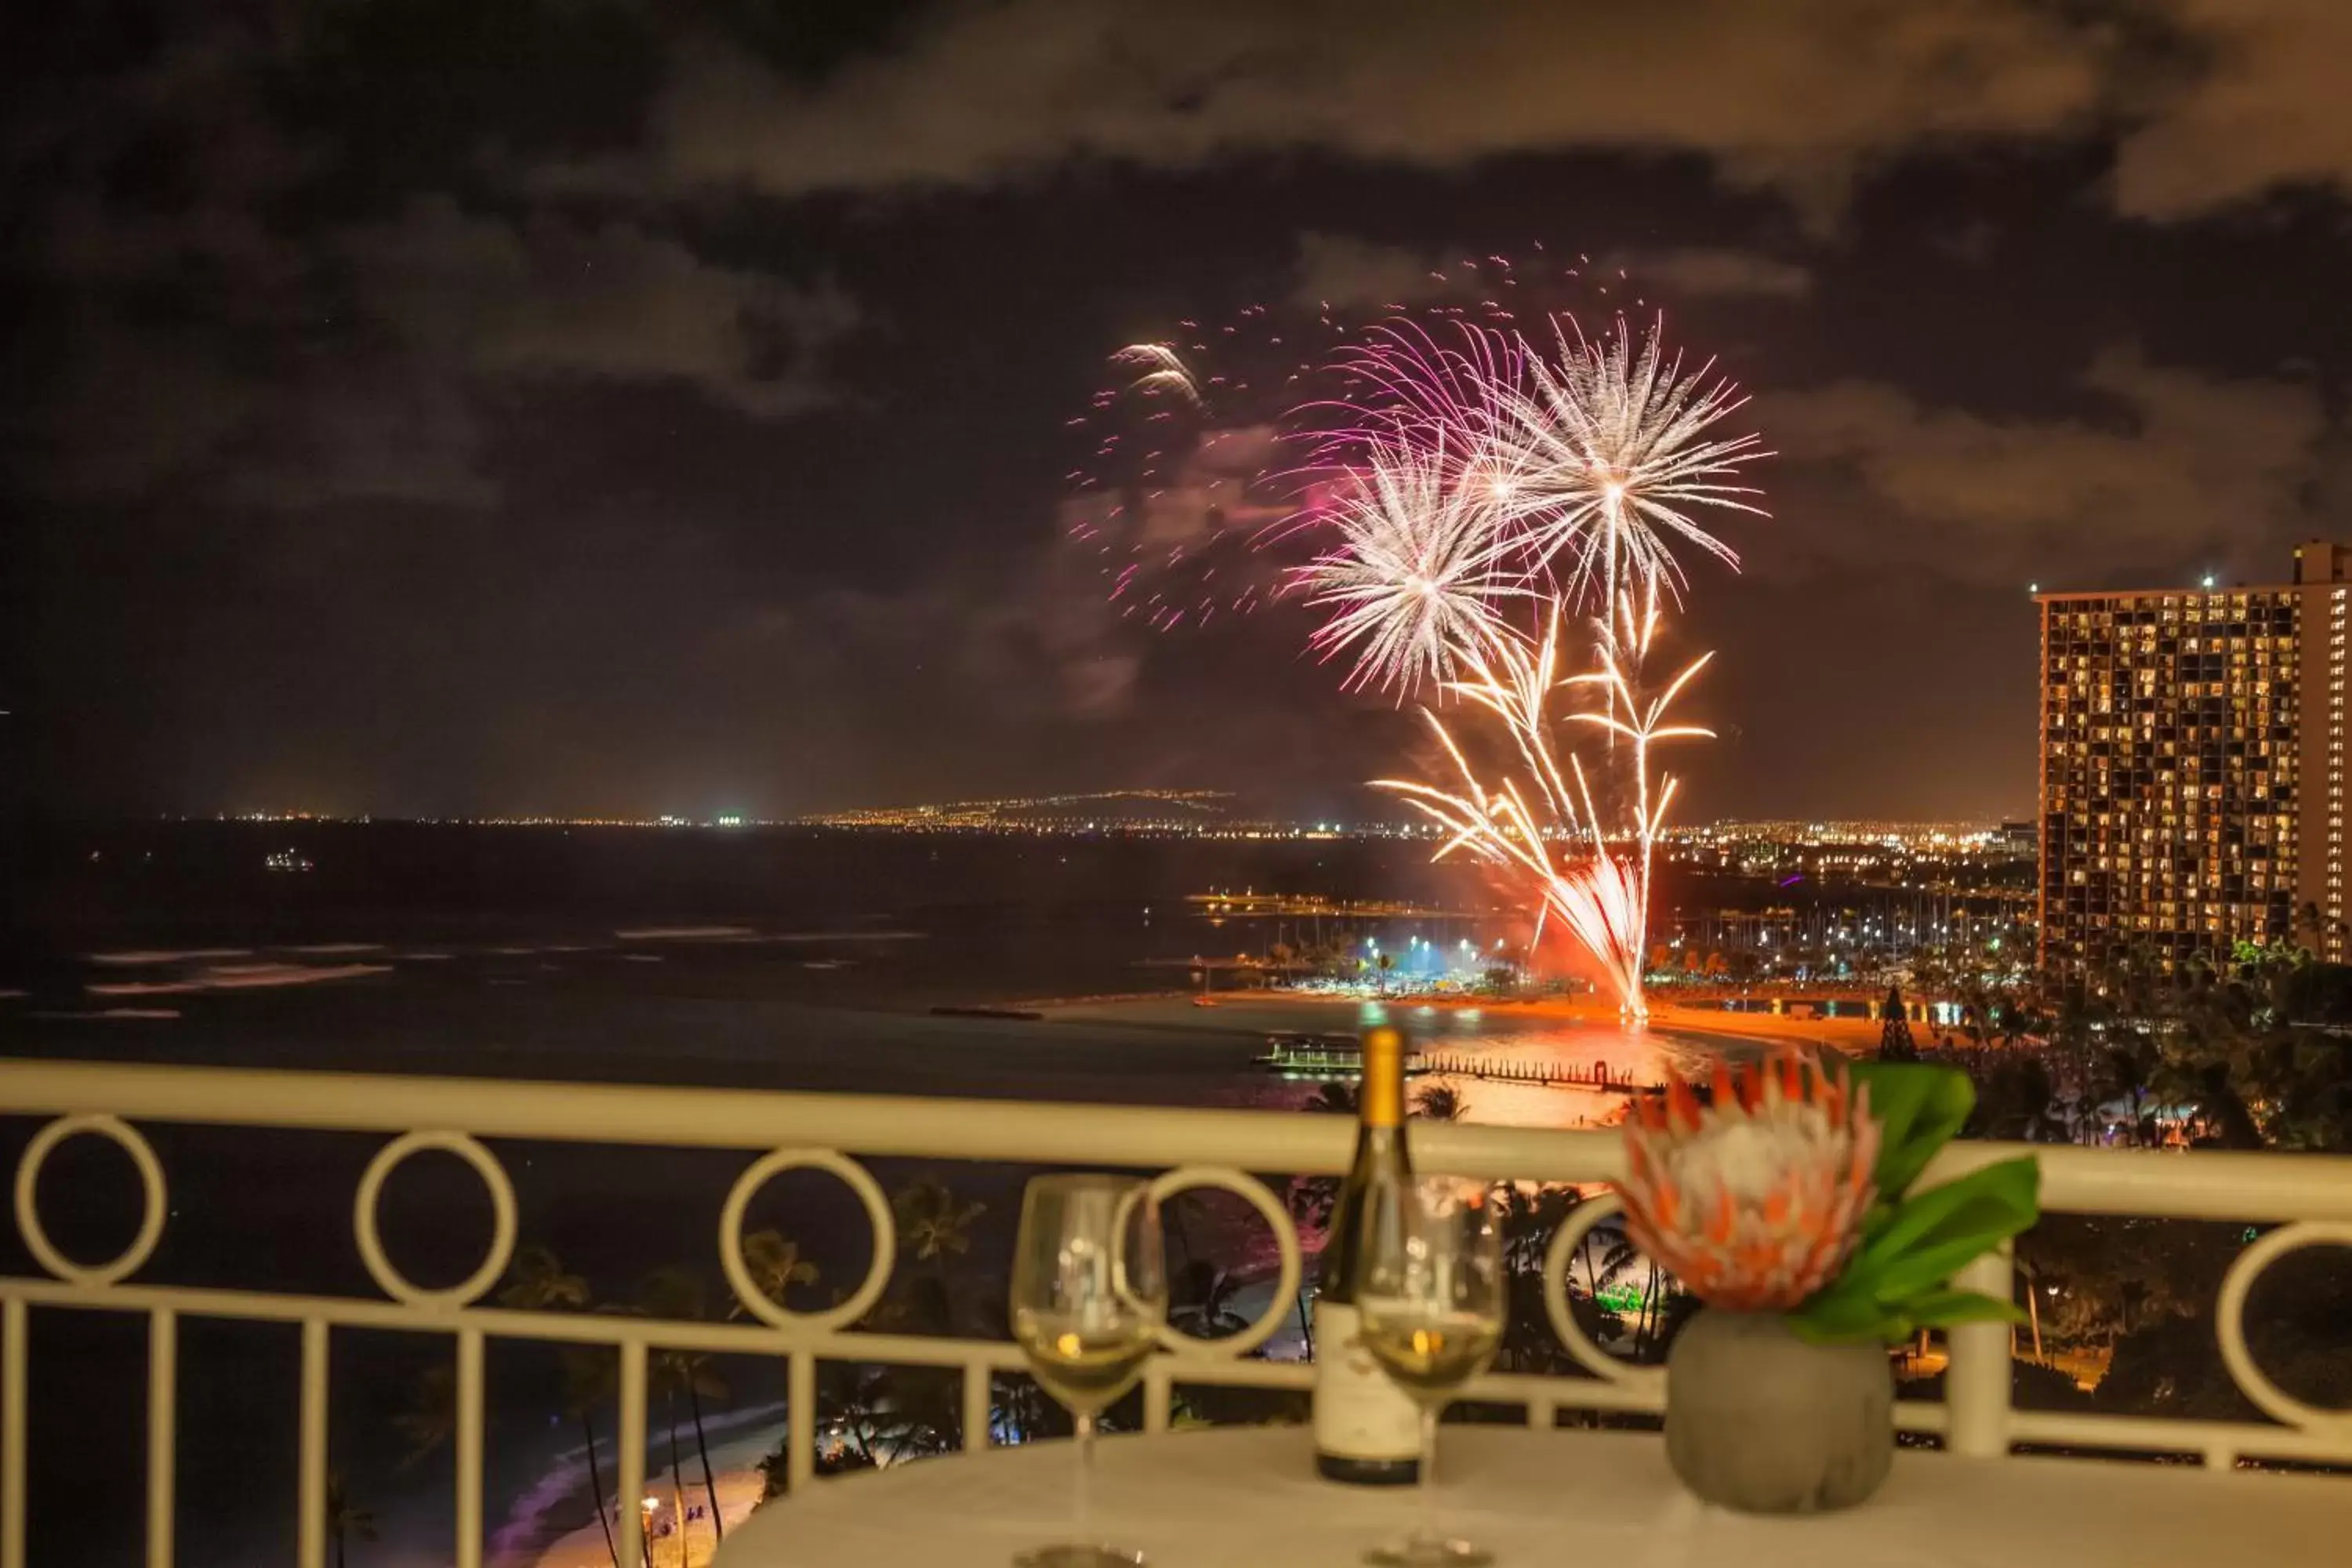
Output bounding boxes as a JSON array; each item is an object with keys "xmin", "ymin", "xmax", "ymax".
[{"xmin": 0, "ymin": 824, "xmax": 1776, "ymax": 1567}]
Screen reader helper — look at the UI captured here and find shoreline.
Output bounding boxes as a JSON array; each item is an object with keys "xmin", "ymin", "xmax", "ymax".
[{"xmin": 1022, "ymin": 985, "xmax": 1883, "ymax": 1053}]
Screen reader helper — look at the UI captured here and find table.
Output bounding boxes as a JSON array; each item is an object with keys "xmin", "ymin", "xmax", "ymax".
[{"xmin": 713, "ymin": 1425, "xmax": 2350, "ymax": 1566}]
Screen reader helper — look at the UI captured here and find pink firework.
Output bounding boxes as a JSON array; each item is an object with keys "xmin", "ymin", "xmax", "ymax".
[{"xmin": 1069, "ymin": 253, "xmax": 1768, "ymax": 1016}]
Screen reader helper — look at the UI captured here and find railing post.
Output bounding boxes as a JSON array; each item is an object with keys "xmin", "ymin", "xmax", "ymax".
[
  {"xmin": 1946, "ymin": 1243, "xmax": 2013, "ymax": 1457},
  {"xmin": 3, "ymin": 1298, "xmax": 24, "ymax": 1568},
  {"xmin": 962, "ymin": 1362, "xmax": 993, "ymax": 1451},
  {"xmin": 787, "ymin": 1351, "xmax": 816, "ymax": 1492},
  {"xmin": 455, "ymin": 1329, "xmax": 484, "ymax": 1568},
  {"xmin": 1142, "ymin": 1363, "xmax": 1171, "ymax": 1435},
  {"xmin": 297, "ymin": 1318, "xmax": 328, "ymax": 1568},
  {"xmin": 618, "ymin": 1341, "xmax": 648, "ymax": 1568},
  {"xmin": 147, "ymin": 1308, "xmax": 175, "ymax": 1568}
]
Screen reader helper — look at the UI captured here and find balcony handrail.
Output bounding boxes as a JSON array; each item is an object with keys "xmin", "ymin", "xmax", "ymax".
[
  {"xmin": 4, "ymin": 1055, "xmax": 2350, "ymax": 1568},
  {"xmin": 5, "ymin": 1057, "xmax": 2352, "ymax": 1220}
]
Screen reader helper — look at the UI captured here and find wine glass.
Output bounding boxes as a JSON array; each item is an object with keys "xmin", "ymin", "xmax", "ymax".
[
  {"xmin": 1009, "ymin": 1174, "xmax": 1168, "ymax": 1568},
  {"xmin": 1355, "ymin": 1177, "xmax": 1506, "ymax": 1567}
]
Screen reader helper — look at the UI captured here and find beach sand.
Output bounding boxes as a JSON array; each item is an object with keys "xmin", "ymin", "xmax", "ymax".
[{"xmin": 525, "ymin": 1465, "xmax": 766, "ymax": 1568}]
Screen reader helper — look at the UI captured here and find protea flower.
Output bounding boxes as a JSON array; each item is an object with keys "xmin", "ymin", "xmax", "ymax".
[{"xmin": 1617, "ymin": 1055, "xmax": 1878, "ymax": 1312}]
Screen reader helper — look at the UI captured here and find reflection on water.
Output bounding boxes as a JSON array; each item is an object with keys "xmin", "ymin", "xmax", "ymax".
[{"xmin": 1171, "ymin": 994, "xmax": 1766, "ymax": 1130}]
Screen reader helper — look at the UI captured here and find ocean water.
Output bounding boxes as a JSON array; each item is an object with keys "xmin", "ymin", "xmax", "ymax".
[{"xmin": 0, "ymin": 825, "xmax": 1768, "ymax": 1566}]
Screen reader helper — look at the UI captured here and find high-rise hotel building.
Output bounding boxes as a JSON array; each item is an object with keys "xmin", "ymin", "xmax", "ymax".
[{"xmin": 2038, "ymin": 543, "xmax": 2352, "ymax": 981}]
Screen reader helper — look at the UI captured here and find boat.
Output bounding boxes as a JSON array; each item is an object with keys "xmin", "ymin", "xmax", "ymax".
[{"xmin": 1254, "ymin": 1032, "xmax": 1429, "ymax": 1082}]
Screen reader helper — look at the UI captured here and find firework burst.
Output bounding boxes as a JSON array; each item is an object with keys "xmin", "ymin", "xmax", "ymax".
[
  {"xmin": 1070, "ymin": 255, "xmax": 1767, "ymax": 1018},
  {"xmin": 1292, "ymin": 441, "xmax": 1532, "ymax": 696},
  {"xmin": 1492, "ymin": 314, "xmax": 1769, "ymax": 614}
]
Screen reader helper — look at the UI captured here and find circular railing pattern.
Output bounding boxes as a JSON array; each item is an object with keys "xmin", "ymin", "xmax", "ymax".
[
  {"xmin": 1146, "ymin": 1165, "xmax": 1303, "ymax": 1359},
  {"xmin": 1539, "ymin": 1192, "xmax": 1666, "ymax": 1396},
  {"xmin": 2215, "ymin": 1221, "xmax": 2352, "ymax": 1442},
  {"xmin": 719, "ymin": 1147, "xmax": 897, "ymax": 1334},
  {"xmin": 353, "ymin": 1131, "xmax": 518, "ymax": 1310},
  {"xmin": 13, "ymin": 1113, "xmax": 167, "ymax": 1288}
]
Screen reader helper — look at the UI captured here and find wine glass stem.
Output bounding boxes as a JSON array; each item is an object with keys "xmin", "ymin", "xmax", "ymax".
[
  {"xmin": 1417, "ymin": 1406, "xmax": 1440, "ymax": 1547},
  {"xmin": 1075, "ymin": 1410, "xmax": 1098, "ymax": 1545}
]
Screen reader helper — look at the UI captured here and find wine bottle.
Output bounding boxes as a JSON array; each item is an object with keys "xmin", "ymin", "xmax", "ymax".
[{"xmin": 1311, "ymin": 1025, "xmax": 1422, "ymax": 1484}]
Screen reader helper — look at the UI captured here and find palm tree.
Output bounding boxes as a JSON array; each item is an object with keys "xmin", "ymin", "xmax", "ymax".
[
  {"xmin": 1305, "ymin": 1081, "xmax": 1359, "ymax": 1116},
  {"xmin": 501, "ymin": 1243, "xmax": 590, "ymax": 1312},
  {"xmin": 1375, "ymin": 950, "xmax": 1396, "ymax": 994},
  {"xmin": 556, "ymin": 1351, "xmax": 625, "ymax": 1568},
  {"xmin": 499, "ymin": 1247, "xmax": 620, "ymax": 1568},
  {"xmin": 393, "ymin": 1364, "xmax": 456, "ymax": 1469},
  {"xmin": 891, "ymin": 1178, "xmax": 985, "ymax": 1340},
  {"xmin": 1487, "ymin": 1185, "xmax": 1590, "ymax": 1374},
  {"xmin": 893, "ymin": 1179, "xmax": 985, "ymax": 1265},
  {"xmin": 1410, "ymin": 1082, "xmax": 1467, "ymax": 1121},
  {"xmin": 731, "ymin": 1230, "xmax": 819, "ymax": 1316},
  {"xmin": 1955, "ymin": 977, "xmax": 2002, "ymax": 1051},
  {"xmin": 325, "ymin": 1472, "xmax": 376, "ymax": 1568},
  {"xmin": 638, "ymin": 1269, "xmax": 731, "ymax": 1549}
]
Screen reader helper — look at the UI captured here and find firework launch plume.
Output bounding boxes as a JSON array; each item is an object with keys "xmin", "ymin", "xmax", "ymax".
[{"xmin": 1372, "ymin": 586, "xmax": 1711, "ymax": 1017}]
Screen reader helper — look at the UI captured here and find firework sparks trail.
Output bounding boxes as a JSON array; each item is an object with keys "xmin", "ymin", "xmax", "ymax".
[
  {"xmin": 1372, "ymin": 587, "xmax": 1709, "ymax": 1017},
  {"xmin": 1290, "ymin": 440, "xmax": 1535, "ymax": 697}
]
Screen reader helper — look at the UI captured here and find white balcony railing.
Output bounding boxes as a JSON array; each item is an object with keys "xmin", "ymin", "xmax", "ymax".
[{"xmin": 5, "ymin": 1055, "xmax": 2351, "ymax": 1568}]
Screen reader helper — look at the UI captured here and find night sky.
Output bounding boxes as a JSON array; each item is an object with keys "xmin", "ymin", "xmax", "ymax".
[{"xmin": 8, "ymin": 2, "xmax": 2352, "ymax": 823}]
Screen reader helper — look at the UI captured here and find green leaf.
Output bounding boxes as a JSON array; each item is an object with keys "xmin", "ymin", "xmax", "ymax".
[
  {"xmin": 1784, "ymin": 1156, "xmax": 2042, "ymax": 1346},
  {"xmin": 1847, "ymin": 1158, "xmax": 2040, "ymax": 1300},
  {"xmin": 1897, "ymin": 1289, "xmax": 2027, "ymax": 1330},
  {"xmin": 1845, "ymin": 1062, "xmax": 1973, "ymax": 1200},
  {"xmin": 1786, "ymin": 1284, "xmax": 1903, "ymax": 1345},
  {"xmin": 1788, "ymin": 1283, "xmax": 2025, "ymax": 1345}
]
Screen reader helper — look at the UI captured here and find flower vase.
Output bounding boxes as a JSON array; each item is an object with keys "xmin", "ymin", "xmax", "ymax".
[{"xmin": 1663, "ymin": 1308, "xmax": 1892, "ymax": 1513}]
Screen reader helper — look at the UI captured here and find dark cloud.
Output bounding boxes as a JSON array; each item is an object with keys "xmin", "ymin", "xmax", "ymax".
[
  {"xmin": 1290, "ymin": 232, "xmax": 1453, "ymax": 310},
  {"xmin": 556, "ymin": 1, "xmax": 2352, "ymax": 227},
  {"xmin": 23, "ymin": 198, "xmax": 857, "ymax": 509},
  {"xmin": 5, "ymin": 11, "xmax": 855, "ymax": 511},
  {"xmin": 1599, "ymin": 249, "xmax": 1813, "ymax": 299},
  {"xmin": 1764, "ymin": 348, "xmax": 2332, "ymax": 585},
  {"xmin": 9, "ymin": 0, "xmax": 2352, "ymax": 822},
  {"xmin": 2112, "ymin": 0, "xmax": 2352, "ymax": 218},
  {"xmin": 597, "ymin": 0, "xmax": 2111, "ymax": 222}
]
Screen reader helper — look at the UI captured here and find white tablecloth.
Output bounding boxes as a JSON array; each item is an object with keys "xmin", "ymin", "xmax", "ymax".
[{"xmin": 713, "ymin": 1426, "xmax": 2349, "ymax": 1567}]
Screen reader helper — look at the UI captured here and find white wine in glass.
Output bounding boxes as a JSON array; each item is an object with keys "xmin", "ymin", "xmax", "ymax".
[
  {"xmin": 1009, "ymin": 1174, "xmax": 1168, "ymax": 1568},
  {"xmin": 1356, "ymin": 1178, "xmax": 1506, "ymax": 1568}
]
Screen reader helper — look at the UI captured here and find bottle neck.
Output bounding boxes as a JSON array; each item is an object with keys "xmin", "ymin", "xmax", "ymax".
[{"xmin": 1360, "ymin": 1028, "xmax": 1403, "ymax": 1127}]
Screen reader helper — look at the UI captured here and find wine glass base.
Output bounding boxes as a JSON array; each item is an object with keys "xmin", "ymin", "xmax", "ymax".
[
  {"xmin": 1014, "ymin": 1544, "xmax": 1147, "ymax": 1567},
  {"xmin": 1363, "ymin": 1537, "xmax": 1493, "ymax": 1567}
]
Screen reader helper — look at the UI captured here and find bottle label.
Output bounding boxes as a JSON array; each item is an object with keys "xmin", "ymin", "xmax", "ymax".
[{"xmin": 1312, "ymin": 1301, "xmax": 1422, "ymax": 1461}]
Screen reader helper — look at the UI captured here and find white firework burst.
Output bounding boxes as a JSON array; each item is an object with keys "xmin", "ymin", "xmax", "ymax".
[
  {"xmin": 1493, "ymin": 314, "xmax": 1769, "ymax": 612},
  {"xmin": 1293, "ymin": 444, "xmax": 1530, "ymax": 697}
]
